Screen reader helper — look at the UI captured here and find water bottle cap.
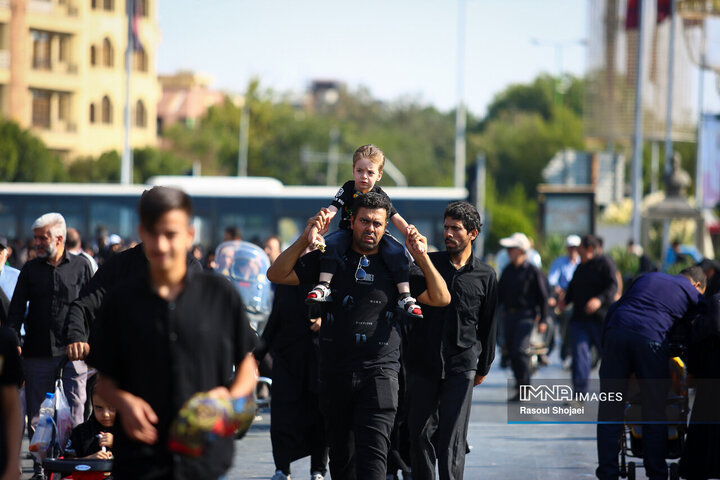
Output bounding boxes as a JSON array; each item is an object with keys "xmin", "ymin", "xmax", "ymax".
[{"xmin": 45, "ymin": 392, "xmax": 55, "ymax": 400}]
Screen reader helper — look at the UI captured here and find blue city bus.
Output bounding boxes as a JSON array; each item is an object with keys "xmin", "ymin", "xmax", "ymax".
[{"xmin": 0, "ymin": 177, "xmax": 467, "ymax": 250}]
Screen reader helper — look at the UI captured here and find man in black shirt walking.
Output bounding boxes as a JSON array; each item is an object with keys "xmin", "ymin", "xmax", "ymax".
[
  {"xmin": 405, "ymin": 201, "xmax": 498, "ymax": 480},
  {"xmin": 497, "ymin": 232, "xmax": 548, "ymax": 399},
  {"xmin": 268, "ymin": 193, "xmax": 450, "ymax": 480},
  {"xmin": 65, "ymin": 243, "xmax": 203, "ymax": 361},
  {"xmin": 7, "ymin": 212, "xmax": 93, "ymax": 479},
  {"xmin": 87, "ymin": 187, "xmax": 258, "ymax": 480},
  {"xmin": 561, "ymin": 234, "xmax": 618, "ymax": 395}
]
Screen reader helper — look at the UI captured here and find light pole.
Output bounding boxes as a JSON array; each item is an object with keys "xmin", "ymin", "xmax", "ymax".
[{"xmin": 454, "ymin": 0, "xmax": 467, "ymax": 190}]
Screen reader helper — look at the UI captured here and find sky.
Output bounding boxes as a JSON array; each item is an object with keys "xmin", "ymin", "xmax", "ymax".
[{"xmin": 156, "ymin": 0, "xmax": 719, "ymax": 118}]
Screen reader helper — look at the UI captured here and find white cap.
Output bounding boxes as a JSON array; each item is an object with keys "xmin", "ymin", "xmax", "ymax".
[
  {"xmin": 499, "ymin": 232, "xmax": 531, "ymax": 252},
  {"xmin": 565, "ymin": 234, "xmax": 581, "ymax": 247},
  {"xmin": 108, "ymin": 234, "xmax": 122, "ymax": 246}
]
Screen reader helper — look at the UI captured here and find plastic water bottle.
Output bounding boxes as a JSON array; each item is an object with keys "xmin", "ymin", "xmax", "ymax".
[{"xmin": 39, "ymin": 392, "xmax": 54, "ymax": 419}]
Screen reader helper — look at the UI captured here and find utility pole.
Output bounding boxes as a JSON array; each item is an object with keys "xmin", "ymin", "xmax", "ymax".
[
  {"xmin": 454, "ymin": 0, "xmax": 466, "ymax": 189},
  {"xmin": 237, "ymin": 103, "xmax": 249, "ymax": 177},
  {"xmin": 631, "ymin": 0, "xmax": 646, "ymax": 244}
]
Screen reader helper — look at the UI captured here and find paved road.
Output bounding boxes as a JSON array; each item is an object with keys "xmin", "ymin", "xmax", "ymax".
[{"xmin": 22, "ymin": 350, "xmax": 608, "ymax": 480}]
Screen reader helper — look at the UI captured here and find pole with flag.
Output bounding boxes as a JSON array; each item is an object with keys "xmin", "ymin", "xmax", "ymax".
[{"xmin": 121, "ymin": 0, "xmax": 140, "ymax": 184}]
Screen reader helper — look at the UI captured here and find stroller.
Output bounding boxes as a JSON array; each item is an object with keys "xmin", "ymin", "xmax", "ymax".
[
  {"xmin": 39, "ymin": 358, "xmax": 113, "ymax": 479},
  {"xmin": 619, "ymin": 356, "xmax": 689, "ymax": 480}
]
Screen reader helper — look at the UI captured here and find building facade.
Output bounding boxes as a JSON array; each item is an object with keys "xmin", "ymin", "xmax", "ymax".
[{"xmin": 0, "ymin": 0, "xmax": 159, "ymax": 158}]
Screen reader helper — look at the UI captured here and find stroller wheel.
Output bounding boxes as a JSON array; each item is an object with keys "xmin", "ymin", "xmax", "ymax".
[
  {"xmin": 669, "ymin": 462, "xmax": 679, "ymax": 480},
  {"xmin": 627, "ymin": 462, "xmax": 636, "ymax": 480}
]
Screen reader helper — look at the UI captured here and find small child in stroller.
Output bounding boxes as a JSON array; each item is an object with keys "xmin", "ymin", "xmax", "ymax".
[{"xmin": 43, "ymin": 386, "xmax": 116, "ymax": 479}]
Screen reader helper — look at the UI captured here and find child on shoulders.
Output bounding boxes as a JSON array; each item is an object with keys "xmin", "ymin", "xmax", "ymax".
[{"xmin": 306, "ymin": 144, "xmax": 423, "ymax": 318}]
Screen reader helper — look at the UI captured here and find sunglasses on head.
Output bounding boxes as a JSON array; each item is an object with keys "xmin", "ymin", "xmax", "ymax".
[{"xmin": 355, "ymin": 255, "xmax": 370, "ymax": 281}]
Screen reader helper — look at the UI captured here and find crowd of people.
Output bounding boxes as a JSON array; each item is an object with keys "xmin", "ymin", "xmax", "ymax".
[{"xmin": 0, "ymin": 143, "xmax": 719, "ymax": 480}]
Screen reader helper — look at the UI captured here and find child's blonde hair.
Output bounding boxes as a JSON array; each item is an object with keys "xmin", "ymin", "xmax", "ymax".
[{"xmin": 352, "ymin": 144, "xmax": 385, "ymax": 172}]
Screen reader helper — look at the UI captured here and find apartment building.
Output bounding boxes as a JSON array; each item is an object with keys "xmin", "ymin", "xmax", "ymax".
[{"xmin": 0, "ymin": 0, "xmax": 159, "ymax": 158}]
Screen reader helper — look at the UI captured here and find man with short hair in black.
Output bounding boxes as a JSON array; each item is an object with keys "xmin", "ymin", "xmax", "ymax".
[
  {"xmin": 405, "ymin": 201, "xmax": 498, "ymax": 480},
  {"xmin": 561, "ymin": 234, "xmax": 618, "ymax": 395},
  {"xmin": 268, "ymin": 192, "xmax": 450, "ymax": 480},
  {"xmin": 87, "ymin": 186, "xmax": 258, "ymax": 480},
  {"xmin": 65, "ymin": 237, "xmax": 202, "ymax": 362}
]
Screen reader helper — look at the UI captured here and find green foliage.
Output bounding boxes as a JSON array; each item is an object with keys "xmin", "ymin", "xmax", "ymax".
[
  {"xmin": 474, "ymin": 106, "xmax": 584, "ymax": 197},
  {"xmin": 67, "ymin": 151, "xmax": 120, "ymax": 183},
  {"xmin": 537, "ymin": 233, "xmax": 567, "ymax": 274},
  {"xmin": 133, "ymin": 147, "xmax": 191, "ymax": 183},
  {"xmin": 485, "ymin": 203, "xmax": 536, "ymax": 252},
  {"xmin": 608, "ymin": 246, "xmax": 639, "ymax": 277},
  {"xmin": 0, "ymin": 118, "xmax": 66, "ymax": 182}
]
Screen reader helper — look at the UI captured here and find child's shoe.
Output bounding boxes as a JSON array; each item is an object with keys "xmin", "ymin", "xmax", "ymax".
[
  {"xmin": 306, "ymin": 282, "xmax": 332, "ymax": 303},
  {"xmin": 398, "ymin": 294, "xmax": 423, "ymax": 318}
]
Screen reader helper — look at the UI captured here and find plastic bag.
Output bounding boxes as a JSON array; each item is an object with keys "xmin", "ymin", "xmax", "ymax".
[
  {"xmin": 54, "ymin": 378, "xmax": 73, "ymax": 452},
  {"xmin": 29, "ymin": 415, "xmax": 56, "ymax": 462}
]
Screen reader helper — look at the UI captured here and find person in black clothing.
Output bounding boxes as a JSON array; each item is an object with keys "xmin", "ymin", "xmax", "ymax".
[
  {"xmin": 0, "ymin": 326, "xmax": 22, "ymax": 479},
  {"xmin": 256, "ymin": 282, "xmax": 328, "ymax": 480},
  {"xmin": 87, "ymin": 186, "xmax": 258, "ymax": 480},
  {"xmin": 697, "ymin": 258, "xmax": 720, "ymax": 299},
  {"xmin": 679, "ymin": 291, "xmax": 720, "ymax": 479},
  {"xmin": 497, "ymin": 232, "xmax": 548, "ymax": 398},
  {"xmin": 405, "ymin": 201, "xmax": 498, "ymax": 480},
  {"xmin": 268, "ymin": 193, "xmax": 450, "ymax": 480},
  {"xmin": 7, "ymin": 212, "xmax": 94, "ymax": 479},
  {"xmin": 65, "ymin": 243, "xmax": 202, "ymax": 362},
  {"xmin": 305, "ymin": 144, "xmax": 423, "ymax": 318},
  {"xmin": 66, "ymin": 387, "xmax": 117, "ymax": 459},
  {"xmin": 560, "ymin": 234, "xmax": 618, "ymax": 395}
]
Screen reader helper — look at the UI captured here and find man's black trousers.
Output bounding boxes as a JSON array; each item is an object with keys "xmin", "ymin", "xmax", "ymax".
[
  {"xmin": 504, "ymin": 313, "xmax": 536, "ymax": 387},
  {"xmin": 319, "ymin": 367, "xmax": 398, "ymax": 480},
  {"xmin": 407, "ymin": 371, "xmax": 474, "ymax": 480}
]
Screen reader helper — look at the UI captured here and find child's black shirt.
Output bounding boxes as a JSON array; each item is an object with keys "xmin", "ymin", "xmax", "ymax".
[{"xmin": 331, "ymin": 181, "xmax": 398, "ymax": 230}]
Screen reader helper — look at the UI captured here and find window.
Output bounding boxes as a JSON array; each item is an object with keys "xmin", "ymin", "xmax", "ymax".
[
  {"xmin": 101, "ymin": 96, "xmax": 112, "ymax": 124},
  {"xmin": 58, "ymin": 36, "xmax": 68, "ymax": 62},
  {"xmin": 136, "ymin": 0, "xmax": 148, "ymax": 17},
  {"xmin": 58, "ymin": 94, "xmax": 68, "ymax": 121},
  {"xmin": 132, "ymin": 49, "xmax": 147, "ymax": 72},
  {"xmin": 89, "ymin": 103, "xmax": 96, "ymax": 123},
  {"xmin": 90, "ymin": 45, "xmax": 96, "ymax": 66},
  {"xmin": 31, "ymin": 30, "xmax": 51, "ymax": 70},
  {"xmin": 31, "ymin": 90, "xmax": 51, "ymax": 128},
  {"xmin": 134, "ymin": 100, "xmax": 146, "ymax": 127},
  {"xmin": 102, "ymin": 38, "xmax": 113, "ymax": 67},
  {"xmin": 91, "ymin": 0, "xmax": 98, "ymax": 9},
  {"xmin": 103, "ymin": 0, "xmax": 113, "ymax": 11}
]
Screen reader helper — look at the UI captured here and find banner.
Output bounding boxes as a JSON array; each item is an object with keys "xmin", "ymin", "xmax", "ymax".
[{"xmin": 701, "ymin": 114, "xmax": 720, "ymax": 209}]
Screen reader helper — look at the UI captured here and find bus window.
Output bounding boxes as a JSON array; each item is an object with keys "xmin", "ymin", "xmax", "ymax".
[
  {"xmin": 0, "ymin": 198, "xmax": 19, "ymax": 239},
  {"xmin": 218, "ymin": 213, "xmax": 272, "ymax": 246},
  {"xmin": 21, "ymin": 197, "xmax": 84, "ymax": 240},
  {"xmin": 89, "ymin": 200, "xmax": 138, "ymax": 241},
  {"xmin": 277, "ymin": 217, "xmax": 304, "ymax": 247}
]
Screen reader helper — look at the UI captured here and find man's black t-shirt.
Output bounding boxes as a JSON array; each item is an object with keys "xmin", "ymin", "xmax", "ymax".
[
  {"xmin": 331, "ymin": 180, "xmax": 398, "ymax": 230},
  {"xmin": 294, "ymin": 249, "xmax": 414, "ymax": 375},
  {"xmin": 87, "ymin": 269, "xmax": 257, "ymax": 480},
  {"xmin": 0, "ymin": 326, "xmax": 21, "ymax": 475}
]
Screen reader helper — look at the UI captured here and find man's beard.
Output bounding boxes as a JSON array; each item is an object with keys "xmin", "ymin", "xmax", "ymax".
[
  {"xmin": 445, "ymin": 238, "xmax": 467, "ymax": 255},
  {"xmin": 37, "ymin": 243, "xmax": 56, "ymax": 259},
  {"xmin": 355, "ymin": 233, "xmax": 379, "ymax": 252}
]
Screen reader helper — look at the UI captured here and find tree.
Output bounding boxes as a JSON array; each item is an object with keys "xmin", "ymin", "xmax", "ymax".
[{"xmin": 0, "ymin": 119, "xmax": 66, "ymax": 182}]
